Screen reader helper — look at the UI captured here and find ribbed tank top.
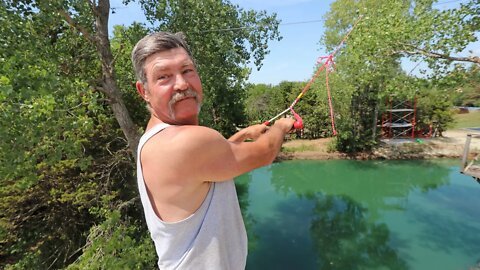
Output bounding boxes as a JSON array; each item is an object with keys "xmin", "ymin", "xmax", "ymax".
[{"xmin": 136, "ymin": 123, "xmax": 247, "ymax": 269}]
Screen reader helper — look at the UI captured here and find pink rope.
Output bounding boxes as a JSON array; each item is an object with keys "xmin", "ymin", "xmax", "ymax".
[
  {"xmin": 318, "ymin": 55, "xmax": 337, "ymax": 135},
  {"xmin": 264, "ymin": 16, "xmax": 363, "ymax": 135}
]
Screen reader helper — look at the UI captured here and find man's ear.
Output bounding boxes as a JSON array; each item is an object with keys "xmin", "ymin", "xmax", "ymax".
[{"xmin": 136, "ymin": 81, "xmax": 149, "ymax": 102}]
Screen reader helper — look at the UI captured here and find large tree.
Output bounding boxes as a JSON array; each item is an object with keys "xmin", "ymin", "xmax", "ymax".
[{"xmin": 0, "ymin": 2, "xmax": 133, "ymax": 268}]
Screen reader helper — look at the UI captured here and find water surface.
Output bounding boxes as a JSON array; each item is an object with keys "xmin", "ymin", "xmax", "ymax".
[{"xmin": 235, "ymin": 159, "xmax": 480, "ymax": 270}]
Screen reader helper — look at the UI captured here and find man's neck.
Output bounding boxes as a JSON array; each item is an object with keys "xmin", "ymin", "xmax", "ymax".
[{"xmin": 146, "ymin": 115, "xmax": 198, "ymax": 131}]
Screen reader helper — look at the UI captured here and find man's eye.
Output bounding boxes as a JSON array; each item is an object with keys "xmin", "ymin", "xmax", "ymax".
[
  {"xmin": 183, "ymin": 69, "xmax": 194, "ymax": 74},
  {"xmin": 157, "ymin": 75, "xmax": 169, "ymax": 80}
]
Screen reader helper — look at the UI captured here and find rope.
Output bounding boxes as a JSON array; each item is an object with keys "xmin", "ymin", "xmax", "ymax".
[
  {"xmin": 264, "ymin": 15, "xmax": 363, "ymax": 135},
  {"xmin": 319, "ymin": 55, "xmax": 337, "ymax": 135}
]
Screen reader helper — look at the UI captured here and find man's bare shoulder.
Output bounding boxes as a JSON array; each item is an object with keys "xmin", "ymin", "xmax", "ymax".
[
  {"xmin": 150, "ymin": 124, "xmax": 223, "ymax": 145},
  {"xmin": 142, "ymin": 125, "xmax": 226, "ymax": 162},
  {"xmin": 168, "ymin": 125, "xmax": 224, "ymax": 141}
]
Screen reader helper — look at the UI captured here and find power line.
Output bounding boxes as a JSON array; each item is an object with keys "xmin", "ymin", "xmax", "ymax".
[
  {"xmin": 111, "ymin": 0, "xmax": 468, "ymax": 34},
  {"xmin": 280, "ymin": 19, "xmax": 324, "ymax": 26},
  {"xmin": 432, "ymin": 0, "xmax": 466, "ymax": 6},
  {"xmin": 195, "ymin": 19, "xmax": 324, "ymax": 34}
]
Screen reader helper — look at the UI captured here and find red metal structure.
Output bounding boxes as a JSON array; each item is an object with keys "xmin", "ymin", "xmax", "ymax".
[{"xmin": 381, "ymin": 97, "xmax": 417, "ymax": 139}]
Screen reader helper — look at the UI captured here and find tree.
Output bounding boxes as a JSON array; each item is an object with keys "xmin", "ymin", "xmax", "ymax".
[
  {"xmin": 391, "ymin": 0, "xmax": 479, "ymax": 67},
  {"xmin": 321, "ymin": 0, "xmax": 479, "ymax": 151},
  {"xmin": 451, "ymin": 65, "xmax": 480, "ymax": 107},
  {"xmin": 244, "ymin": 83, "xmax": 278, "ymax": 123},
  {"xmin": 1, "ymin": 3, "xmax": 107, "ymax": 268}
]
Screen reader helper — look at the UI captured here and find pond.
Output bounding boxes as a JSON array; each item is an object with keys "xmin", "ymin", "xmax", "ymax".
[{"xmin": 235, "ymin": 159, "xmax": 480, "ymax": 270}]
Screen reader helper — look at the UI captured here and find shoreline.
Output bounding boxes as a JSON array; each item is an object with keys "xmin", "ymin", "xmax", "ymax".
[{"xmin": 277, "ymin": 129, "xmax": 480, "ymax": 161}]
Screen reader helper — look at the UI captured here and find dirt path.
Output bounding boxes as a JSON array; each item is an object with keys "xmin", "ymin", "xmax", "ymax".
[{"xmin": 278, "ymin": 129, "xmax": 480, "ymax": 160}]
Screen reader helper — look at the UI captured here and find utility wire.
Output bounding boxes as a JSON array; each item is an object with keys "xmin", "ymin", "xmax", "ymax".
[
  {"xmin": 111, "ymin": 0, "xmax": 468, "ymax": 34},
  {"xmin": 195, "ymin": 19, "xmax": 324, "ymax": 33},
  {"xmin": 432, "ymin": 0, "xmax": 466, "ymax": 6}
]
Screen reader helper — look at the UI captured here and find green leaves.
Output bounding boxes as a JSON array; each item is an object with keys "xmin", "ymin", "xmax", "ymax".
[
  {"xmin": 0, "ymin": 2, "xmax": 132, "ymax": 268},
  {"xmin": 66, "ymin": 210, "xmax": 157, "ymax": 270}
]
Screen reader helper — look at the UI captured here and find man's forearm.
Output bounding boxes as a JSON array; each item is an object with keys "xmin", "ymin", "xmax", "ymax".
[
  {"xmin": 252, "ymin": 123, "xmax": 290, "ymax": 164},
  {"xmin": 228, "ymin": 124, "xmax": 266, "ymax": 143},
  {"xmin": 228, "ymin": 129, "xmax": 248, "ymax": 143}
]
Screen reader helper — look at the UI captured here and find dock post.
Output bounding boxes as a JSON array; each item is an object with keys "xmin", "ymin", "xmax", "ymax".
[{"xmin": 461, "ymin": 134, "xmax": 472, "ymax": 173}]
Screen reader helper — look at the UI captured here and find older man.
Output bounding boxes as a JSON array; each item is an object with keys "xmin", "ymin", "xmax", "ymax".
[{"xmin": 132, "ymin": 32, "xmax": 294, "ymax": 269}]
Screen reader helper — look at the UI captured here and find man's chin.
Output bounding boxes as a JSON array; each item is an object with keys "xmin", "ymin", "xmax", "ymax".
[
  {"xmin": 170, "ymin": 103, "xmax": 200, "ymax": 125},
  {"xmin": 172, "ymin": 113, "xmax": 199, "ymax": 125}
]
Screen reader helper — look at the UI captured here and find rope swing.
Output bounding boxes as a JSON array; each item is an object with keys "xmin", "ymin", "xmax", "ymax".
[{"xmin": 264, "ymin": 15, "xmax": 363, "ymax": 136}]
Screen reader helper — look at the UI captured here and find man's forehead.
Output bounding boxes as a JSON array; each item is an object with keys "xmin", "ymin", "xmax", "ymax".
[{"xmin": 146, "ymin": 49, "xmax": 194, "ymax": 70}]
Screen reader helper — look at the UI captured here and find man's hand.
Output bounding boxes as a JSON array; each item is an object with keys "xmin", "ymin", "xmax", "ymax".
[
  {"xmin": 243, "ymin": 124, "xmax": 268, "ymax": 140},
  {"xmin": 272, "ymin": 117, "xmax": 295, "ymax": 133},
  {"xmin": 229, "ymin": 117, "xmax": 295, "ymax": 143}
]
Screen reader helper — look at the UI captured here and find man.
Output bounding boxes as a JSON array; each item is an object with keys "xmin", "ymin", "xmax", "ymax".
[{"xmin": 132, "ymin": 32, "xmax": 294, "ymax": 269}]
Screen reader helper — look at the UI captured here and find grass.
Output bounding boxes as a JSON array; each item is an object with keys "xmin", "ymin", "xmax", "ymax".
[
  {"xmin": 452, "ymin": 111, "xmax": 480, "ymax": 129},
  {"xmin": 281, "ymin": 144, "xmax": 317, "ymax": 153}
]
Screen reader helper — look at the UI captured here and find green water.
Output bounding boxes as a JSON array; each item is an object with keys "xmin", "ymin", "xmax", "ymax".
[{"xmin": 235, "ymin": 159, "xmax": 480, "ymax": 270}]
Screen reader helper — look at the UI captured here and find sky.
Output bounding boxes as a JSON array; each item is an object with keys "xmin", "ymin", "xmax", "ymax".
[{"xmin": 109, "ymin": 0, "xmax": 479, "ymax": 85}]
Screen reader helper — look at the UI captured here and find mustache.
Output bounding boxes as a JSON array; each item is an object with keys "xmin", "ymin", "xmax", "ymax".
[
  {"xmin": 167, "ymin": 89, "xmax": 201, "ymax": 119},
  {"xmin": 169, "ymin": 89, "xmax": 199, "ymax": 105}
]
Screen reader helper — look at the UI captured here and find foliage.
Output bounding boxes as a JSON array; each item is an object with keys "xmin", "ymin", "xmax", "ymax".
[
  {"xmin": 0, "ymin": 1, "xmax": 143, "ymax": 269},
  {"xmin": 416, "ymin": 82, "xmax": 455, "ymax": 136},
  {"xmin": 395, "ymin": 0, "xmax": 479, "ymax": 69},
  {"xmin": 110, "ymin": 23, "xmax": 152, "ymax": 129},
  {"xmin": 244, "ymin": 82, "xmax": 288, "ymax": 124},
  {"xmin": 451, "ymin": 65, "xmax": 480, "ymax": 107},
  {"xmin": 66, "ymin": 210, "xmax": 156, "ymax": 270},
  {"xmin": 0, "ymin": 42, "xmax": 133, "ymax": 269},
  {"xmin": 0, "ymin": 4, "xmax": 114, "ymax": 268}
]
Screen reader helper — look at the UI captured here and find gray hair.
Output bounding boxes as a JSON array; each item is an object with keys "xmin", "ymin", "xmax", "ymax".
[{"xmin": 131, "ymin": 32, "xmax": 195, "ymax": 85}]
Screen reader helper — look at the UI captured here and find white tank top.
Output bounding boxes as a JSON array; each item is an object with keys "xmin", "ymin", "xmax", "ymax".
[{"xmin": 136, "ymin": 123, "xmax": 247, "ymax": 269}]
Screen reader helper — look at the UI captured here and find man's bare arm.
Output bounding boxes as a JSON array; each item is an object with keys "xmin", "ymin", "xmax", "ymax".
[
  {"xmin": 228, "ymin": 124, "xmax": 268, "ymax": 143},
  {"xmin": 154, "ymin": 118, "xmax": 294, "ymax": 183}
]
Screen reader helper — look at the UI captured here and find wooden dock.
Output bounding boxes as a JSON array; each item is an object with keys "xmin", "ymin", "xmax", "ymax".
[
  {"xmin": 460, "ymin": 133, "xmax": 480, "ymax": 181},
  {"xmin": 464, "ymin": 165, "xmax": 480, "ymax": 179}
]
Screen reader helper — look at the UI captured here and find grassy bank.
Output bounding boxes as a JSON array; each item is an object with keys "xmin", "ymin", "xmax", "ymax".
[{"xmin": 453, "ymin": 110, "xmax": 480, "ymax": 129}]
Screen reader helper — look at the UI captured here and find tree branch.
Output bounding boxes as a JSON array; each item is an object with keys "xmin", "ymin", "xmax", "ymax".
[
  {"xmin": 58, "ymin": 9, "xmax": 94, "ymax": 43},
  {"xmin": 112, "ymin": 42, "xmax": 125, "ymax": 66},
  {"xmin": 86, "ymin": 0, "xmax": 98, "ymax": 17},
  {"xmin": 392, "ymin": 44, "xmax": 480, "ymax": 65}
]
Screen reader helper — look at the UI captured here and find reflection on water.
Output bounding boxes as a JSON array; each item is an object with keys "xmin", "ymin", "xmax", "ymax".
[{"xmin": 235, "ymin": 159, "xmax": 480, "ymax": 270}]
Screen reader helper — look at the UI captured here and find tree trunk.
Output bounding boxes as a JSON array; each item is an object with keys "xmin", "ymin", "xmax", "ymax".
[
  {"xmin": 372, "ymin": 102, "xmax": 378, "ymax": 140},
  {"xmin": 95, "ymin": 0, "xmax": 140, "ymax": 159}
]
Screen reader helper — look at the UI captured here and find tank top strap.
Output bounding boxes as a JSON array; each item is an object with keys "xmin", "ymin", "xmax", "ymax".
[{"xmin": 138, "ymin": 123, "xmax": 171, "ymax": 153}]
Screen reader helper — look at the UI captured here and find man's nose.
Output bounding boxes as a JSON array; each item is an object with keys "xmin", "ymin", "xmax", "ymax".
[{"xmin": 174, "ymin": 73, "xmax": 189, "ymax": 91}]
